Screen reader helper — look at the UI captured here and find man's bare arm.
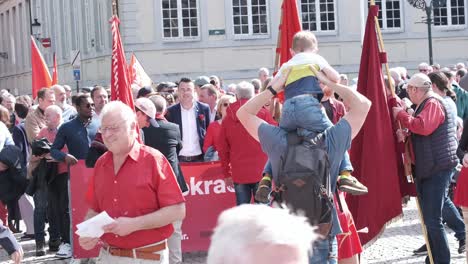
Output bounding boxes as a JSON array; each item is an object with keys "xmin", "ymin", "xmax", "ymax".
[
  {"xmin": 237, "ymin": 69, "xmax": 291, "ymax": 141},
  {"xmin": 310, "ymin": 66, "xmax": 371, "ymax": 139},
  {"xmin": 133, "ymin": 203, "xmax": 185, "ymax": 231}
]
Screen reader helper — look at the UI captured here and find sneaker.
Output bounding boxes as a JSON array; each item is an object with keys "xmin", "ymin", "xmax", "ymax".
[
  {"xmin": 413, "ymin": 244, "xmax": 428, "ymax": 256},
  {"xmin": 56, "ymin": 243, "xmax": 72, "ymax": 259},
  {"xmin": 255, "ymin": 174, "xmax": 272, "ymax": 203},
  {"xmin": 459, "ymin": 239, "xmax": 466, "ymax": 254},
  {"xmin": 48, "ymin": 238, "xmax": 61, "ymax": 252},
  {"xmin": 337, "ymin": 175, "xmax": 368, "ymax": 195},
  {"xmin": 20, "ymin": 233, "xmax": 35, "ymax": 241},
  {"xmin": 36, "ymin": 240, "xmax": 46, "ymax": 257}
]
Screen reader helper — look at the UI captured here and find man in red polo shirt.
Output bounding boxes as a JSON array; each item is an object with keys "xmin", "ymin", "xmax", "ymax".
[{"xmin": 79, "ymin": 101, "xmax": 186, "ymax": 264}]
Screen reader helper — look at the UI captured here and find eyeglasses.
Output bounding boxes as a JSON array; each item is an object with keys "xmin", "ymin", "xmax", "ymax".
[
  {"xmin": 222, "ymin": 103, "xmax": 229, "ymax": 107},
  {"xmin": 419, "ymin": 69, "xmax": 429, "ymax": 72},
  {"xmin": 101, "ymin": 125, "xmax": 122, "ymax": 134},
  {"xmin": 83, "ymin": 103, "xmax": 95, "ymax": 108}
]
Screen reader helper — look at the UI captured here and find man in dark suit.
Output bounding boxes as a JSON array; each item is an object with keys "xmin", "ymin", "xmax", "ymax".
[
  {"xmin": 166, "ymin": 77, "xmax": 211, "ymax": 162},
  {"xmin": 143, "ymin": 94, "xmax": 188, "ymax": 264}
]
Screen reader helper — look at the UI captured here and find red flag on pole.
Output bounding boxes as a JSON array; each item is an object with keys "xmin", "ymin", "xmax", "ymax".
[
  {"xmin": 31, "ymin": 36, "xmax": 52, "ymax": 99},
  {"xmin": 110, "ymin": 15, "xmax": 134, "ymax": 108},
  {"xmin": 52, "ymin": 52, "xmax": 58, "ymax": 85},
  {"xmin": 276, "ymin": 0, "xmax": 301, "ymax": 68},
  {"xmin": 275, "ymin": 0, "xmax": 301, "ymax": 102},
  {"xmin": 346, "ymin": 5, "xmax": 403, "ymax": 245},
  {"xmin": 128, "ymin": 53, "xmax": 152, "ymax": 88},
  {"xmin": 110, "ymin": 15, "xmax": 141, "ymax": 141}
]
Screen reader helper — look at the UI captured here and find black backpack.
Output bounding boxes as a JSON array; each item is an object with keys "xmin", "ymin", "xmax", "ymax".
[{"xmin": 274, "ymin": 131, "xmax": 334, "ymax": 237}]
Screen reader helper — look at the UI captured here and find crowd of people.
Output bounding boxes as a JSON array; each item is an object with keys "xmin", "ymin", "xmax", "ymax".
[{"xmin": 0, "ymin": 29, "xmax": 468, "ymax": 264}]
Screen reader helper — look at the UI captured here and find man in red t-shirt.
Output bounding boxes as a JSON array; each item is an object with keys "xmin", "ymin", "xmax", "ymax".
[{"xmin": 79, "ymin": 101, "xmax": 185, "ymax": 264}]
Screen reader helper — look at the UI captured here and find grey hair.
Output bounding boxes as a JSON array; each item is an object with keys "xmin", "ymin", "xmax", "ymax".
[
  {"xmin": 258, "ymin": 67, "xmax": 269, "ymax": 76},
  {"xmin": 2, "ymin": 93, "xmax": 15, "ymax": 102},
  {"xmin": 51, "ymin": 84, "xmax": 65, "ymax": 93},
  {"xmin": 235, "ymin": 81, "xmax": 255, "ymax": 99},
  {"xmin": 207, "ymin": 204, "xmax": 316, "ymax": 264},
  {"xmin": 63, "ymin": 85, "xmax": 72, "ymax": 92},
  {"xmin": 148, "ymin": 95, "xmax": 167, "ymax": 114},
  {"xmin": 44, "ymin": 105, "xmax": 63, "ymax": 125},
  {"xmin": 100, "ymin": 101, "xmax": 136, "ymax": 128},
  {"xmin": 418, "ymin": 62, "xmax": 430, "ymax": 69}
]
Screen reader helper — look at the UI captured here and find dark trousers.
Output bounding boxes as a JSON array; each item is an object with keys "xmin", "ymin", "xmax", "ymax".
[
  {"xmin": 33, "ymin": 187, "xmax": 49, "ymax": 243},
  {"xmin": 48, "ymin": 173, "xmax": 70, "ymax": 244},
  {"xmin": 234, "ymin": 182, "xmax": 259, "ymax": 205}
]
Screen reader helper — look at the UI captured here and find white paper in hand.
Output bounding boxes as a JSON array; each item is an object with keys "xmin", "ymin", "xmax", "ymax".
[{"xmin": 76, "ymin": 211, "xmax": 115, "ymax": 238}]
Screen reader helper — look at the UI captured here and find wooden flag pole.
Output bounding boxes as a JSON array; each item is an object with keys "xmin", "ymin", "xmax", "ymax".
[
  {"xmin": 274, "ymin": 3, "xmax": 284, "ymax": 73},
  {"xmin": 369, "ymin": 1, "xmax": 434, "ymax": 264}
]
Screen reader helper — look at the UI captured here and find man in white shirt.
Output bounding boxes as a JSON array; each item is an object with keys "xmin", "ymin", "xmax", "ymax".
[
  {"xmin": 198, "ymin": 84, "xmax": 219, "ymax": 123},
  {"xmin": 166, "ymin": 78, "xmax": 211, "ymax": 162}
]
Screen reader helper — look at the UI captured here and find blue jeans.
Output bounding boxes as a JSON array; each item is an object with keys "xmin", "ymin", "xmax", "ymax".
[
  {"xmin": 233, "ymin": 183, "xmax": 259, "ymax": 205},
  {"xmin": 416, "ymin": 169, "xmax": 452, "ymax": 264},
  {"xmin": 442, "ymin": 183, "xmax": 465, "ymax": 241},
  {"xmin": 309, "ymin": 236, "xmax": 337, "ymax": 264}
]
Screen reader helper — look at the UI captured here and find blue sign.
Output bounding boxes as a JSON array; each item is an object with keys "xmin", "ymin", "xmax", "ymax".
[{"xmin": 73, "ymin": 69, "xmax": 81, "ymax": 81}]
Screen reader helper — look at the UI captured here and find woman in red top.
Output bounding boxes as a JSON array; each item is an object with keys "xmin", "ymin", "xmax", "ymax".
[
  {"xmin": 455, "ymin": 118, "xmax": 468, "ymax": 262},
  {"xmin": 202, "ymin": 95, "xmax": 235, "ymax": 155}
]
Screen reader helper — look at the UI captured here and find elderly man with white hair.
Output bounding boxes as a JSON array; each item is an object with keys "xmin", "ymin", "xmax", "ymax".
[
  {"xmin": 79, "ymin": 101, "xmax": 185, "ymax": 264},
  {"xmin": 207, "ymin": 204, "xmax": 317, "ymax": 264}
]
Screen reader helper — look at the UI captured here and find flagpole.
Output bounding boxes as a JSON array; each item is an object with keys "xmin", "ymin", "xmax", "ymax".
[
  {"xmin": 369, "ymin": 1, "xmax": 434, "ymax": 264},
  {"xmin": 274, "ymin": 1, "xmax": 284, "ymax": 73}
]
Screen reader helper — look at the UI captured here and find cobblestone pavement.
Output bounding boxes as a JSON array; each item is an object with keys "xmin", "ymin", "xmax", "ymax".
[{"xmin": 1, "ymin": 199, "xmax": 466, "ymax": 263}]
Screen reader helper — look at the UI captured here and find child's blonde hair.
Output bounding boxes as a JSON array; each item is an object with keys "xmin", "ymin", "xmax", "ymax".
[{"xmin": 292, "ymin": 31, "xmax": 318, "ymax": 53}]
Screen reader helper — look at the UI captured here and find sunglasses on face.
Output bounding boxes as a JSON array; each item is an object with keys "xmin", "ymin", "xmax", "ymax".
[
  {"xmin": 83, "ymin": 103, "xmax": 95, "ymax": 108},
  {"xmin": 222, "ymin": 103, "xmax": 229, "ymax": 107}
]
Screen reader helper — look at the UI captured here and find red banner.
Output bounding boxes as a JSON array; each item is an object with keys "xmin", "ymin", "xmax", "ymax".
[
  {"xmin": 180, "ymin": 162, "xmax": 236, "ymax": 252},
  {"xmin": 70, "ymin": 161, "xmax": 235, "ymax": 259},
  {"xmin": 69, "ymin": 161, "xmax": 100, "ymax": 259}
]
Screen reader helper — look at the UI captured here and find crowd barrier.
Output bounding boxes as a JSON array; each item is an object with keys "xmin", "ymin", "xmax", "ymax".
[{"xmin": 70, "ymin": 160, "xmax": 236, "ymax": 259}]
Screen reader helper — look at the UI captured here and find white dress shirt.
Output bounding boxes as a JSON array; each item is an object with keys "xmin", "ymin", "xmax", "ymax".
[
  {"xmin": 210, "ymin": 107, "xmax": 216, "ymax": 123},
  {"xmin": 179, "ymin": 105, "xmax": 202, "ymax": 156}
]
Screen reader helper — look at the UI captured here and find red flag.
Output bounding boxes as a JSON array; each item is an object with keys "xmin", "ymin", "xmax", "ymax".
[
  {"xmin": 276, "ymin": 0, "xmax": 301, "ymax": 68},
  {"xmin": 110, "ymin": 16, "xmax": 134, "ymax": 108},
  {"xmin": 128, "ymin": 53, "xmax": 152, "ymax": 88},
  {"xmin": 52, "ymin": 52, "xmax": 58, "ymax": 85},
  {"xmin": 275, "ymin": 0, "xmax": 301, "ymax": 102},
  {"xmin": 346, "ymin": 5, "xmax": 403, "ymax": 245},
  {"xmin": 31, "ymin": 36, "xmax": 52, "ymax": 99},
  {"xmin": 110, "ymin": 15, "xmax": 141, "ymax": 141}
]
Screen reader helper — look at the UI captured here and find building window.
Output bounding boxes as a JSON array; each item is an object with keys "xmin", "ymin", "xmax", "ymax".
[
  {"xmin": 371, "ymin": 0, "xmax": 402, "ymax": 30},
  {"xmin": 433, "ymin": 0, "xmax": 466, "ymax": 28},
  {"xmin": 300, "ymin": 0, "xmax": 336, "ymax": 33},
  {"xmin": 161, "ymin": 0, "xmax": 199, "ymax": 40},
  {"xmin": 232, "ymin": 0, "xmax": 269, "ymax": 37}
]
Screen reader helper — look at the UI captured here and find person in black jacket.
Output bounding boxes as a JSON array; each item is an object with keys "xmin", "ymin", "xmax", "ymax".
[
  {"xmin": 0, "ymin": 145, "xmax": 27, "ymax": 209},
  {"xmin": 143, "ymin": 94, "xmax": 188, "ymax": 264}
]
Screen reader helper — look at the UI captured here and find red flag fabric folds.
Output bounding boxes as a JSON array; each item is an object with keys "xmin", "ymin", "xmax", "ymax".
[
  {"xmin": 110, "ymin": 15, "xmax": 134, "ymax": 109},
  {"xmin": 109, "ymin": 15, "xmax": 141, "ymax": 141},
  {"xmin": 31, "ymin": 36, "xmax": 52, "ymax": 99},
  {"xmin": 275, "ymin": 0, "xmax": 301, "ymax": 102},
  {"xmin": 52, "ymin": 52, "xmax": 58, "ymax": 85},
  {"xmin": 346, "ymin": 5, "xmax": 403, "ymax": 245},
  {"xmin": 277, "ymin": 0, "xmax": 301, "ymax": 67}
]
